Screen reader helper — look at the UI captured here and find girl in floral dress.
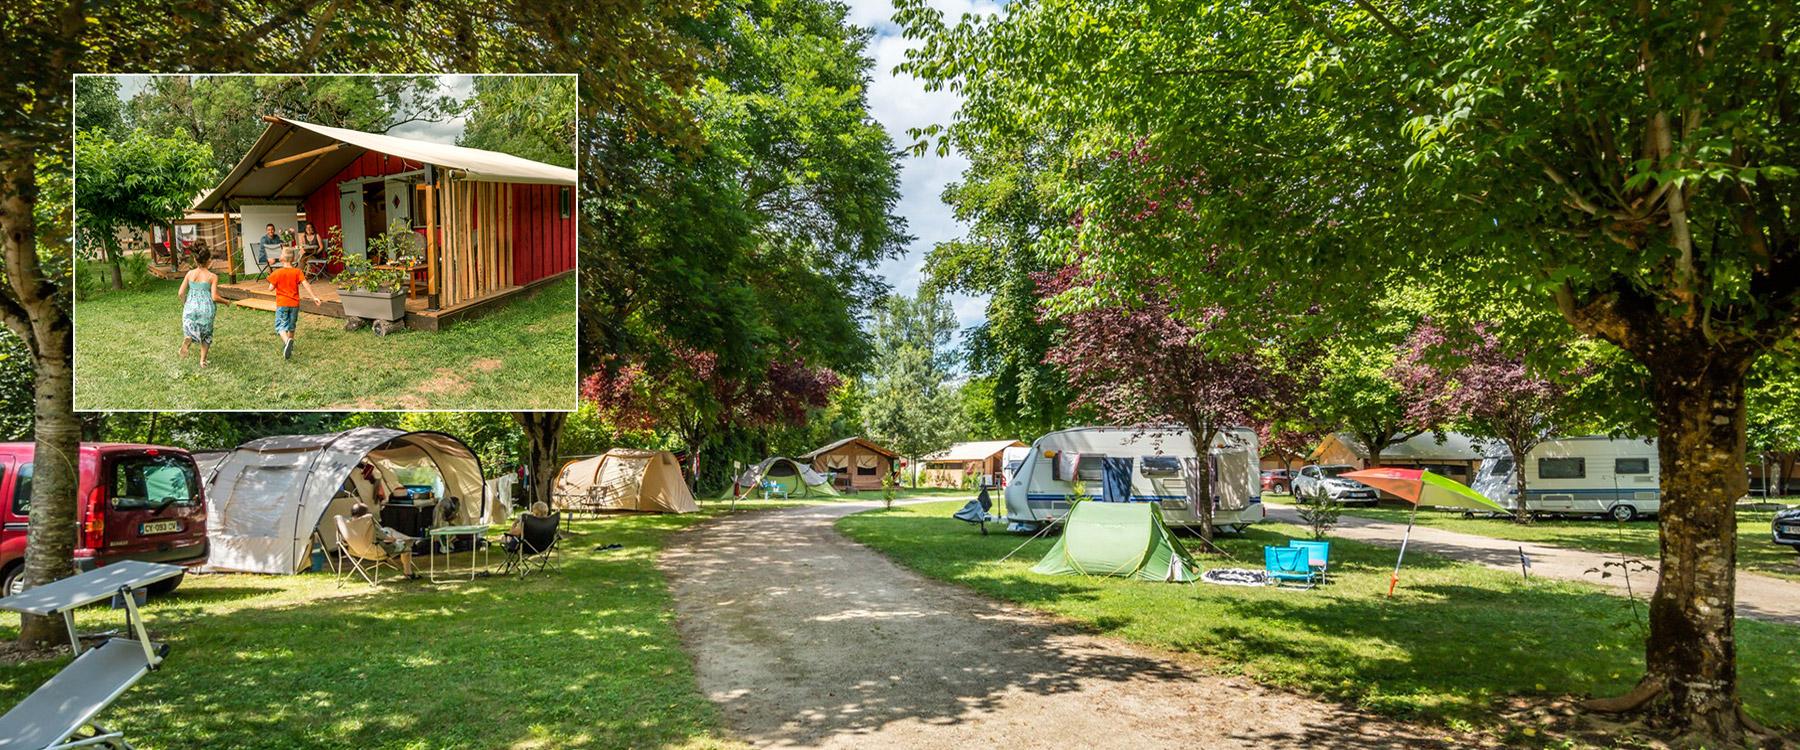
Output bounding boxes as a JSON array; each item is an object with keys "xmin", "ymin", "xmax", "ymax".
[{"xmin": 177, "ymin": 243, "xmax": 224, "ymax": 367}]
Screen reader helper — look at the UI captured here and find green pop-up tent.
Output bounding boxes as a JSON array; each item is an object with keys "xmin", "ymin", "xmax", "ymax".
[{"xmin": 1031, "ymin": 500, "xmax": 1200, "ymax": 582}]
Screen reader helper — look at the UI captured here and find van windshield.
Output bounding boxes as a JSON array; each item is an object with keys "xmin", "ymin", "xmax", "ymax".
[{"xmin": 111, "ymin": 455, "xmax": 199, "ymax": 509}]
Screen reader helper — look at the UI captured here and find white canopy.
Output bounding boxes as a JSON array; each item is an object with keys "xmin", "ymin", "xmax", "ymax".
[
  {"xmin": 923, "ymin": 440, "xmax": 1027, "ymax": 462},
  {"xmin": 195, "ymin": 116, "xmax": 577, "ymax": 210},
  {"xmin": 552, "ymin": 449, "xmax": 698, "ymax": 514},
  {"xmin": 202, "ymin": 427, "xmax": 490, "ymax": 574}
]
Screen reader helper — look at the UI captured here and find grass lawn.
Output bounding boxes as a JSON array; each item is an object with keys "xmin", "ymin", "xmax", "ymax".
[
  {"xmin": 837, "ymin": 501, "xmax": 1800, "ymax": 736},
  {"xmin": 0, "ymin": 506, "xmax": 786, "ymax": 749},
  {"xmin": 1331, "ymin": 503, "xmax": 1800, "ymax": 582},
  {"xmin": 73, "ymin": 276, "xmax": 577, "ymax": 410}
]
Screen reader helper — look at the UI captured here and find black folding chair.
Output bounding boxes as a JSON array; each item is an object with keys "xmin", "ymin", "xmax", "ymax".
[{"xmin": 501, "ymin": 512, "xmax": 561, "ymax": 578}]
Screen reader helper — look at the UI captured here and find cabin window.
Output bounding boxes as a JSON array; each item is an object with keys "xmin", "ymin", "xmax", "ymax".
[
  {"xmin": 5, "ymin": 464, "xmax": 19, "ymax": 515},
  {"xmin": 559, "ymin": 187, "xmax": 572, "ymax": 218},
  {"xmin": 1075, "ymin": 456, "xmax": 1104, "ymax": 482},
  {"xmin": 1488, "ymin": 458, "xmax": 1514, "ymax": 476},
  {"xmin": 1139, "ymin": 456, "xmax": 1182, "ymax": 477},
  {"xmin": 1615, "ymin": 458, "xmax": 1651, "ymax": 475},
  {"xmin": 926, "ymin": 461, "xmax": 959, "ymax": 471},
  {"xmin": 856, "ymin": 463, "xmax": 878, "ymax": 476},
  {"xmin": 1538, "ymin": 457, "xmax": 1586, "ymax": 480}
]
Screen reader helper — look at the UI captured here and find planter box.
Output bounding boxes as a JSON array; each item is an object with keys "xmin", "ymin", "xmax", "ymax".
[{"xmin": 339, "ymin": 288, "xmax": 406, "ymax": 322}]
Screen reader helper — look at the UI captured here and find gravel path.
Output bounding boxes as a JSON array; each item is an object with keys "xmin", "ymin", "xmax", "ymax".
[
  {"xmin": 1264, "ymin": 502, "xmax": 1800, "ymax": 626},
  {"xmin": 660, "ymin": 502, "xmax": 1453, "ymax": 749}
]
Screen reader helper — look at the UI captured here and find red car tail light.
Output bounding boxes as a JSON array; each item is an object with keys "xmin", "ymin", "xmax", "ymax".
[{"xmin": 82, "ymin": 486, "xmax": 105, "ymax": 550}]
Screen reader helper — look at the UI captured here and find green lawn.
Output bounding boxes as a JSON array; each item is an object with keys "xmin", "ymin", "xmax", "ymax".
[
  {"xmin": 1332, "ymin": 504, "xmax": 1800, "ymax": 582},
  {"xmin": 0, "ymin": 508, "xmax": 771, "ymax": 750},
  {"xmin": 837, "ymin": 502, "xmax": 1800, "ymax": 736},
  {"xmin": 73, "ymin": 276, "xmax": 577, "ymax": 410}
]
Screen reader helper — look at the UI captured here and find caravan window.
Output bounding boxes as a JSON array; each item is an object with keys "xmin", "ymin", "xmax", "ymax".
[
  {"xmin": 1076, "ymin": 456, "xmax": 1104, "ymax": 482},
  {"xmin": 1538, "ymin": 457, "xmax": 1586, "ymax": 479},
  {"xmin": 1489, "ymin": 458, "xmax": 1514, "ymax": 476},
  {"xmin": 1615, "ymin": 458, "xmax": 1651, "ymax": 475},
  {"xmin": 1139, "ymin": 456, "xmax": 1182, "ymax": 477}
]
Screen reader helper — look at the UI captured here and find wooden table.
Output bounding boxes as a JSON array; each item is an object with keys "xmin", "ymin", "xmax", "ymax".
[{"xmin": 373, "ymin": 262, "xmax": 427, "ymax": 299}]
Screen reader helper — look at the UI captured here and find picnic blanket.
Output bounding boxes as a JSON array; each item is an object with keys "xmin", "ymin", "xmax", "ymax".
[{"xmin": 1201, "ymin": 568, "xmax": 1269, "ymax": 587}]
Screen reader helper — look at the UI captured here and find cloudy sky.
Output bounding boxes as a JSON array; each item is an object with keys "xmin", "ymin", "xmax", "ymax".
[{"xmin": 843, "ymin": 0, "xmax": 1001, "ymax": 333}]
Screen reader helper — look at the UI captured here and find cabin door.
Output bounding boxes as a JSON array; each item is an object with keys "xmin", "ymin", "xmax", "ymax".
[
  {"xmin": 338, "ymin": 185, "xmax": 367, "ymax": 258},
  {"xmin": 384, "ymin": 179, "xmax": 412, "ymax": 231}
]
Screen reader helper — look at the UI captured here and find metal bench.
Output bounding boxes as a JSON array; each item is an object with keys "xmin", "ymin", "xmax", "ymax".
[{"xmin": 0, "ymin": 561, "xmax": 183, "ymax": 750}]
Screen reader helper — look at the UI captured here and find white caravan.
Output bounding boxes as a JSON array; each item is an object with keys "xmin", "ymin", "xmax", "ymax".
[
  {"xmin": 1471, "ymin": 436, "xmax": 1661, "ymax": 521},
  {"xmin": 1004, "ymin": 426, "xmax": 1263, "ymax": 532}
]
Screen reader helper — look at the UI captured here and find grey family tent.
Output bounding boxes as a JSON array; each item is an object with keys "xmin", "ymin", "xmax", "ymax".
[
  {"xmin": 723, "ymin": 457, "xmax": 840, "ymax": 498},
  {"xmin": 1030, "ymin": 500, "xmax": 1200, "ymax": 582},
  {"xmin": 552, "ymin": 449, "xmax": 699, "ymax": 513},
  {"xmin": 203, "ymin": 427, "xmax": 498, "ymax": 574}
]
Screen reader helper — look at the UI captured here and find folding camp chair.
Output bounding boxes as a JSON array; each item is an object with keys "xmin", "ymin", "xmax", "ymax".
[
  {"xmin": 501, "ymin": 512, "xmax": 561, "ymax": 578},
  {"xmin": 334, "ymin": 514, "xmax": 408, "ymax": 587},
  {"xmin": 1287, "ymin": 539, "xmax": 1331, "ymax": 584},
  {"xmin": 1263, "ymin": 545, "xmax": 1319, "ymax": 589},
  {"xmin": 760, "ymin": 480, "xmax": 788, "ymax": 500},
  {"xmin": 0, "ymin": 561, "xmax": 180, "ymax": 750}
]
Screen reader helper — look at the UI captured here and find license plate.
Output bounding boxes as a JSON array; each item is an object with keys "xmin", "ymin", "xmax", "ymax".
[
  {"xmin": 140, "ymin": 520, "xmax": 181, "ymax": 535},
  {"xmin": 1782, "ymin": 524, "xmax": 1800, "ymax": 535}
]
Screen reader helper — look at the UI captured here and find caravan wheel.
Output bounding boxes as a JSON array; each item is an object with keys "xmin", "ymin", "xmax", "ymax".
[{"xmin": 1610, "ymin": 504, "xmax": 1638, "ymax": 522}]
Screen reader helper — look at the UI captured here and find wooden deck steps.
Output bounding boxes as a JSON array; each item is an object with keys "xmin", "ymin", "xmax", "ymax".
[{"xmin": 232, "ymin": 298, "xmax": 278, "ymax": 312}]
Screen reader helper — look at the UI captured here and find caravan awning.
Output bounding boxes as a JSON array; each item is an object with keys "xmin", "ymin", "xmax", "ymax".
[{"xmin": 194, "ymin": 116, "xmax": 577, "ymax": 210}]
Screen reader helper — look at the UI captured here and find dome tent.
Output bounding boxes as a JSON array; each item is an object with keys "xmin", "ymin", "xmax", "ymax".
[
  {"xmin": 203, "ymin": 427, "xmax": 490, "ymax": 574},
  {"xmin": 723, "ymin": 457, "xmax": 839, "ymax": 498},
  {"xmin": 552, "ymin": 449, "xmax": 699, "ymax": 514}
]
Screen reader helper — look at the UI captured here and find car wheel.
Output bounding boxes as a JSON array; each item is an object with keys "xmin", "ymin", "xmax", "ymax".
[
  {"xmin": 1, "ymin": 562, "xmax": 22, "ymax": 598},
  {"xmin": 146, "ymin": 572, "xmax": 184, "ymax": 596},
  {"xmin": 1610, "ymin": 504, "xmax": 1637, "ymax": 522}
]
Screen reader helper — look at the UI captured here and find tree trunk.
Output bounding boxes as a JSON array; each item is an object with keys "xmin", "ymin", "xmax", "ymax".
[
  {"xmin": 18, "ymin": 327, "xmax": 77, "ymax": 647},
  {"xmin": 107, "ymin": 250, "xmax": 123, "ymax": 290},
  {"xmin": 513, "ymin": 412, "xmax": 566, "ymax": 513},
  {"xmin": 1603, "ymin": 355, "xmax": 1756, "ymax": 742},
  {"xmin": 1507, "ymin": 437, "xmax": 1533, "ymax": 525},
  {"xmin": 1185, "ymin": 422, "xmax": 1218, "ymax": 542}
]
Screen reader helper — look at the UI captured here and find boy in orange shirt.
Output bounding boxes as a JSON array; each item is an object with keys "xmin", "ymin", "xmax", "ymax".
[{"xmin": 266, "ymin": 250, "xmax": 321, "ymax": 360}]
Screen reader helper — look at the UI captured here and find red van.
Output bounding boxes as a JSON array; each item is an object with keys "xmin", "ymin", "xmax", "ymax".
[{"xmin": 0, "ymin": 443, "xmax": 209, "ymax": 596}]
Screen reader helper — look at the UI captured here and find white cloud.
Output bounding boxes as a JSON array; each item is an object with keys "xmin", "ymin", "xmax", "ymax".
[{"xmin": 844, "ymin": 0, "xmax": 1003, "ymax": 337}]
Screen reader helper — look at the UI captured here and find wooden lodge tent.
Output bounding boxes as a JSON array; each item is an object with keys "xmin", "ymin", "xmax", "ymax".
[
  {"xmin": 800, "ymin": 437, "xmax": 898, "ymax": 491},
  {"xmin": 194, "ymin": 116, "xmax": 577, "ymax": 323},
  {"xmin": 920, "ymin": 440, "xmax": 1027, "ymax": 488}
]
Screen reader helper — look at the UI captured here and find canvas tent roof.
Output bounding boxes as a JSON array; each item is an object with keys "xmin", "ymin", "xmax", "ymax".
[
  {"xmin": 1031, "ymin": 501, "xmax": 1199, "ymax": 582},
  {"xmin": 202, "ymin": 427, "xmax": 488, "ymax": 574},
  {"xmin": 195, "ymin": 116, "xmax": 577, "ymax": 210},
  {"xmin": 800, "ymin": 436, "xmax": 897, "ymax": 460},
  {"xmin": 552, "ymin": 449, "xmax": 698, "ymax": 513},
  {"xmin": 1314, "ymin": 431, "xmax": 1485, "ymax": 463},
  {"xmin": 923, "ymin": 440, "xmax": 1027, "ymax": 462}
]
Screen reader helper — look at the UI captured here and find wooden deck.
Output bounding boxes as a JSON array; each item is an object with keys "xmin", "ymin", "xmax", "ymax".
[{"xmin": 214, "ymin": 275, "xmax": 549, "ymax": 332}]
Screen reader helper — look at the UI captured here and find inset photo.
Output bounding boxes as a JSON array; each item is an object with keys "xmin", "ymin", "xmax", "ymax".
[{"xmin": 72, "ymin": 73, "xmax": 578, "ymax": 411}]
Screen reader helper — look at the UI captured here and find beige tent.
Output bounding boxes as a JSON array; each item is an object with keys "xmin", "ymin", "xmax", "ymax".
[{"xmin": 553, "ymin": 449, "xmax": 699, "ymax": 514}]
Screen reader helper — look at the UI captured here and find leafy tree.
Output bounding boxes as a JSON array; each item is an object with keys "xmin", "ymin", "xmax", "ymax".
[
  {"xmin": 863, "ymin": 291, "xmax": 961, "ymax": 485},
  {"xmin": 1747, "ymin": 356, "xmax": 1800, "ymax": 497},
  {"xmin": 73, "ymin": 76, "xmax": 123, "ymax": 136},
  {"xmin": 0, "ymin": 332, "xmax": 33, "ymax": 440},
  {"xmin": 1395, "ymin": 322, "xmax": 1570, "ymax": 523},
  {"xmin": 1306, "ymin": 344, "xmax": 1427, "ymax": 469},
  {"xmin": 898, "ymin": 0, "xmax": 1800, "ymax": 738},
  {"xmin": 73, "ymin": 128, "xmax": 213, "ymax": 289},
  {"xmin": 458, "ymin": 75, "xmax": 576, "ymax": 168},
  {"xmin": 1258, "ymin": 418, "xmax": 1321, "ymax": 475},
  {"xmin": 955, "ymin": 376, "xmax": 1004, "ymax": 442},
  {"xmin": 1041, "ymin": 269, "xmax": 1298, "ymax": 541}
]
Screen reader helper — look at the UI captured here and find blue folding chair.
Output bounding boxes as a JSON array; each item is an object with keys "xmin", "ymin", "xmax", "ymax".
[
  {"xmin": 760, "ymin": 480, "xmax": 789, "ymax": 500},
  {"xmin": 1263, "ymin": 546, "xmax": 1319, "ymax": 589},
  {"xmin": 1287, "ymin": 539, "xmax": 1331, "ymax": 584}
]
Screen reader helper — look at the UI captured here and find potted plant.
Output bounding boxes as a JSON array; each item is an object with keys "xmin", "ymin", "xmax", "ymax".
[{"xmin": 336, "ymin": 221, "xmax": 415, "ymax": 323}]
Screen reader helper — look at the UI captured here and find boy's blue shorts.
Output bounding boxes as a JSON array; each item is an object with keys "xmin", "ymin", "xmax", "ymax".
[{"xmin": 274, "ymin": 305, "xmax": 299, "ymax": 333}]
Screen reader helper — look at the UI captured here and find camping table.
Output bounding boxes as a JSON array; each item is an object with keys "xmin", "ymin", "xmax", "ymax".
[
  {"xmin": 426, "ymin": 524, "xmax": 490, "ymax": 582},
  {"xmin": 0, "ymin": 560, "xmax": 181, "ymax": 660}
]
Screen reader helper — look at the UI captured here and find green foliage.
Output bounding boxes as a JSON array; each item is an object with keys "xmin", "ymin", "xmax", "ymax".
[
  {"xmin": 459, "ymin": 75, "xmax": 577, "ymax": 168},
  {"xmin": 73, "ymin": 254, "xmax": 155, "ymax": 300},
  {"xmin": 73, "ymin": 76, "xmax": 123, "ymax": 136},
  {"xmin": 338, "ymin": 220, "xmax": 417, "ymax": 293},
  {"xmin": 0, "ymin": 332, "xmax": 33, "ymax": 440},
  {"xmin": 954, "ymin": 376, "xmax": 1003, "ymax": 441},
  {"xmin": 72, "ymin": 128, "xmax": 214, "ymax": 266},
  {"xmin": 862, "ymin": 291, "xmax": 962, "ymax": 480},
  {"xmin": 1295, "ymin": 494, "xmax": 1342, "ymax": 540}
]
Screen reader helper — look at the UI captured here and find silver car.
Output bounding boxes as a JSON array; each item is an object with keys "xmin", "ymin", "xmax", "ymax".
[{"xmin": 1292, "ymin": 464, "xmax": 1380, "ymax": 505}]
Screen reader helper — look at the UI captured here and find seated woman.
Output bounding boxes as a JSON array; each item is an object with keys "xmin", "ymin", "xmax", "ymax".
[
  {"xmin": 350, "ymin": 502, "xmax": 417, "ymax": 578},
  {"xmin": 505, "ymin": 501, "xmax": 552, "ymax": 552}
]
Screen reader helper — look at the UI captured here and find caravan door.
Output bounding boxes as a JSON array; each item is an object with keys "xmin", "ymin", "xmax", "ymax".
[{"xmin": 338, "ymin": 185, "xmax": 367, "ymax": 258}]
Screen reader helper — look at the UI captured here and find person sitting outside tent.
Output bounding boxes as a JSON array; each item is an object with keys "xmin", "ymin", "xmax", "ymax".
[
  {"xmin": 350, "ymin": 502, "xmax": 417, "ymax": 578},
  {"xmin": 253, "ymin": 223, "xmax": 284, "ymax": 273},
  {"xmin": 505, "ymin": 501, "xmax": 552, "ymax": 554}
]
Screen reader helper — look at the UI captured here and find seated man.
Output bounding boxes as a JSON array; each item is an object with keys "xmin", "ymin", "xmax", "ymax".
[{"xmin": 349, "ymin": 502, "xmax": 417, "ymax": 578}]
